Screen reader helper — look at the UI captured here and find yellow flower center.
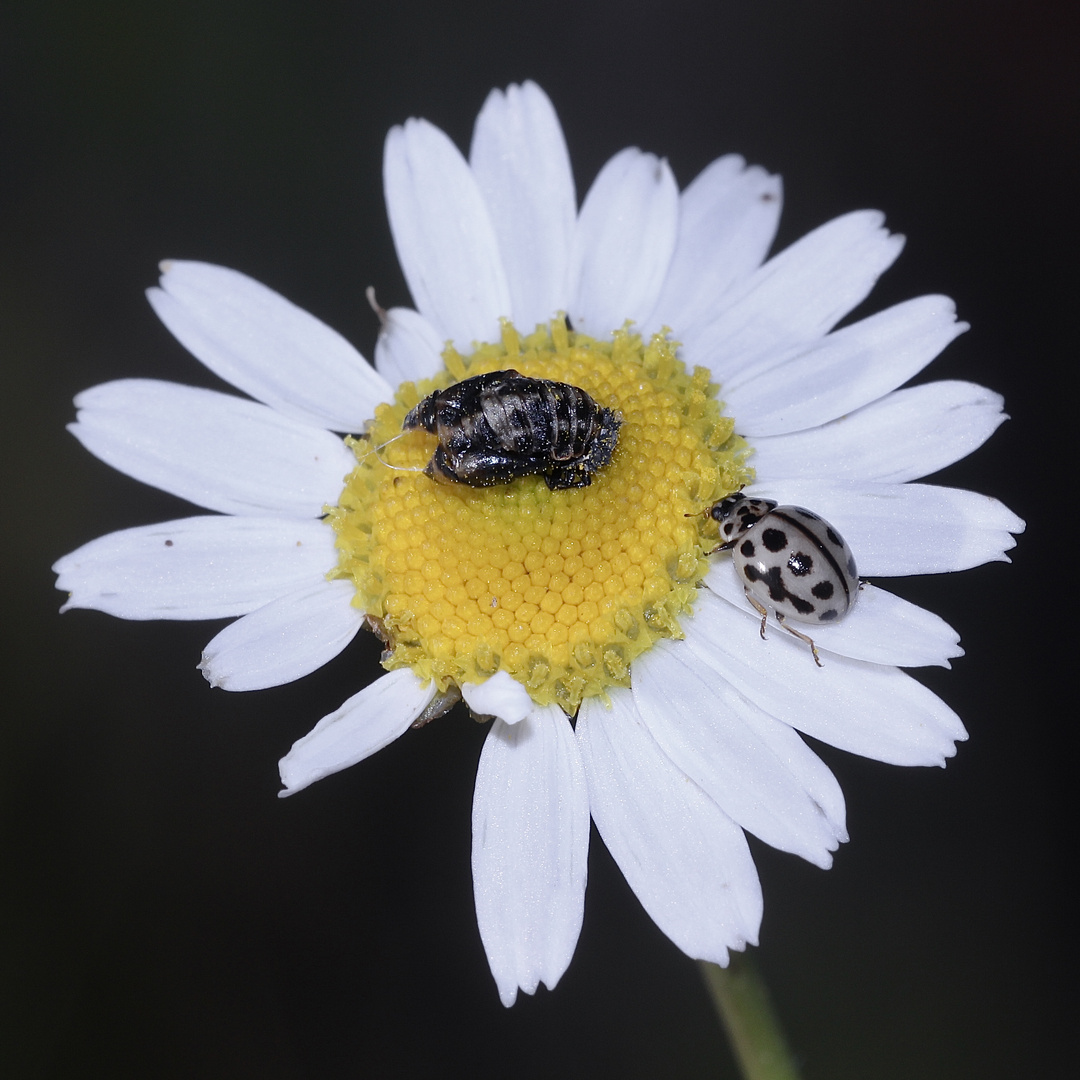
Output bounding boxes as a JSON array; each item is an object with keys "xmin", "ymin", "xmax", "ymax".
[{"xmin": 330, "ymin": 319, "xmax": 751, "ymax": 714}]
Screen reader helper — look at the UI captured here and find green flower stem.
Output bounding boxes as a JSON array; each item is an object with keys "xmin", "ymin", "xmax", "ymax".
[{"xmin": 699, "ymin": 954, "xmax": 802, "ymax": 1080}]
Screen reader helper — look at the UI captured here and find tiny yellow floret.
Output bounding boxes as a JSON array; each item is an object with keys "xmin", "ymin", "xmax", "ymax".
[{"xmin": 330, "ymin": 320, "xmax": 751, "ymax": 713}]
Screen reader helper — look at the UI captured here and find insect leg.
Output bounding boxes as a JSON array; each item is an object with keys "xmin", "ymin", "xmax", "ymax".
[
  {"xmin": 545, "ymin": 460, "xmax": 593, "ymax": 489},
  {"xmin": 744, "ymin": 590, "xmax": 770, "ymax": 640},
  {"xmin": 775, "ymin": 612, "xmax": 823, "ymax": 668},
  {"xmin": 430, "ymin": 447, "xmax": 537, "ymax": 487}
]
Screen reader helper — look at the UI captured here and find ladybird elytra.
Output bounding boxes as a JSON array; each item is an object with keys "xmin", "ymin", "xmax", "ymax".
[{"xmin": 705, "ymin": 492, "xmax": 859, "ymax": 666}]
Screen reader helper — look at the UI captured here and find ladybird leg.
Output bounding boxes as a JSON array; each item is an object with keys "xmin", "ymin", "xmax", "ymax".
[
  {"xmin": 775, "ymin": 613, "xmax": 823, "ymax": 668},
  {"xmin": 744, "ymin": 590, "xmax": 771, "ymax": 640},
  {"xmin": 704, "ymin": 538, "xmax": 737, "ymax": 556}
]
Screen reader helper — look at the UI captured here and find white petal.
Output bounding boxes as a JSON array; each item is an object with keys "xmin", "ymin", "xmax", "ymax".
[
  {"xmin": 569, "ymin": 148, "xmax": 679, "ymax": 336},
  {"xmin": 279, "ymin": 669, "xmax": 436, "ymax": 796},
  {"xmin": 679, "ymin": 617, "xmax": 848, "ymax": 839},
  {"xmin": 384, "ymin": 118, "xmax": 511, "ymax": 350},
  {"xmin": 470, "ymin": 81, "xmax": 575, "ymax": 332},
  {"xmin": 461, "ymin": 671, "xmax": 533, "ymax": 725},
  {"xmin": 632, "ymin": 640, "xmax": 844, "ymax": 866},
  {"xmin": 683, "ymin": 210, "xmax": 904, "ymax": 378},
  {"xmin": 69, "ymin": 380, "xmax": 355, "ymax": 517},
  {"xmin": 371, "ymin": 303, "xmax": 446, "ymax": 386},
  {"xmin": 744, "ymin": 480, "xmax": 1025, "ymax": 576},
  {"xmin": 747, "ymin": 381, "xmax": 1009, "ymax": 482},
  {"xmin": 683, "ymin": 589, "xmax": 968, "ymax": 767},
  {"xmin": 704, "ymin": 568, "xmax": 963, "ymax": 669},
  {"xmin": 727, "ymin": 296, "xmax": 968, "ymax": 436},
  {"xmin": 645, "ymin": 155, "xmax": 782, "ymax": 335},
  {"xmin": 576, "ymin": 692, "xmax": 763, "ymax": 964},
  {"xmin": 53, "ymin": 516, "xmax": 337, "ymax": 620},
  {"xmin": 199, "ymin": 578, "xmax": 363, "ymax": 691},
  {"xmin": 472, "ymin": 707, "xmax": 589, "ymax": 1007},
  {"xmin": 148, "ymin": 261, "xmax": 391, "ymax": 432}
]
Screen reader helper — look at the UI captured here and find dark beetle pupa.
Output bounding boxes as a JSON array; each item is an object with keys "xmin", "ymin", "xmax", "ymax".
[{"xmin": 402, "ymin": 369, "xmax": 621, "ymax": 490}]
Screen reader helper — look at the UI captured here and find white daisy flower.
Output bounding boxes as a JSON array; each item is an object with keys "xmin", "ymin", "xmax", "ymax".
[{"xmin": 54, "ymin": 81, "xmax": 1023, "ymax": 1008}]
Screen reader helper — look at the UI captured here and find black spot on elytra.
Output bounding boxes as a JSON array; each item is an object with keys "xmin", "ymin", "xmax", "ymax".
[
  {"xmin": 811, "ymin": 580, "xmax": 835, "ymax": 600},
  {"xmin": 758, "ymin": 566, "xmax": 788, "ymax": 603},
  {"xmin": 762, "ymin": 527, "xmax": 788, "ymax": 553},
  {"xmin": 773, "ymin": 507, "xmax": 856, "ymax": 603},
  {"xmin": 787, "ymin": 551, "xmax": 814, "ymax": 576},
  {"xmin": 817, "ymin": 609, "xmax": 840, "ymax": 622},
  {"xmin": 749, "ymin": 565, "xmax": 816, "ymax": 614},
  {"xmin": 739, "ymin": 539, "xmax": 756, "ymax": 558}
]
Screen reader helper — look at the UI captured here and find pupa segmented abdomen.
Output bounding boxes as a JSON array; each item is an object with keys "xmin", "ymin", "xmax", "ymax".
[{"xmin": 403, "ymin": 370, "xmax": 621, "ymax": 489}]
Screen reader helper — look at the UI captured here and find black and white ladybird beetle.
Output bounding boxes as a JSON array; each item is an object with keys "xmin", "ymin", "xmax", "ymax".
[
  {"xmin": 707, "ymin": 492, "xmax": 859, "ymax": 667},
  {"xmin": 402, "ymin": 369, "xmax": 621, "ymax": 489}
]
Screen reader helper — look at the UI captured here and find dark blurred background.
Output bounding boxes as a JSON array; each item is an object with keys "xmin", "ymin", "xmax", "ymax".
[{"xmin": 1, "ymin": 2, "xmax": 1071, "ymax": 1077}]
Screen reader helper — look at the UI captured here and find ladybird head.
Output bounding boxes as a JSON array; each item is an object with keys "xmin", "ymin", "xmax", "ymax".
[{"xmin": 708, "ymin": 493, "xmax": 778, "ymax": 541}]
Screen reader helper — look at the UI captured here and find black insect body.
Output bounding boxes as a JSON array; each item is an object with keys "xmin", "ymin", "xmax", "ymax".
[{"xmin": 402, "ymin": 370, "xmax": 621, "ymax": 489}]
